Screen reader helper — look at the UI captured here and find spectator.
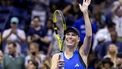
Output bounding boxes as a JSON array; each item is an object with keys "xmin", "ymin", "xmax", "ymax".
[
  {"xmin": 27, "ymin": 16, "xmax": 50, "ymax": 54},
  {"xmin": 94, "ymin": 31, "xmax": 122, "ymax": 59},
  {"xmin": 1, "ymin": 0, "xmax": 122, "ymax": 69},
  {"xmin": 25, "ymin": 42, "xmax": 46, "ymax": 69},
  {"xmin": 92, "ymin": 2, "xmax": 106, "ymax": 29},
  {"xmin": 46, "ymin": 18, "xmax": 54, "ymax": 42},
  {"xmin": 112, "ymin": 0, "xmax": 122, "ymax": 14},
  {"xmin": 104, "ymin": 44, "xmax": 118, "ymax": 68},
  {"xmin": 73, "ymin": 16, "xmax": 97, "ymax": 45},
  {"xmin": 31, "ymin": 0, "xmax": 49, "ymax": 27},
  {"xmin": 3, "ymin": 42, "xmax": 25, "ymax": 69},
  {"xmin": 41, "ymin": 57, "xmax": 51, "ymax": 69},
  {"xmin": 101, "ymin": 58, "xmax": 114, "ymax": 69},
  {"xmin": 26, "ymin": 59, "xmax": 38, "ymax": 69},
  {"xmin": 42, "ymin": 56, "xmax": 52, "ymax": 69},
  {"xmin": 112, "ymin": 6, "xmax": 122, "ymax": 40},
  {"xmin": 2, "ymin": 17, "xmax": 26, "ymax": 53},
  {"xmin": 63, "ymin": 0, "xmax": 82, "ymax": 26},
  {"xmin": 111, "ymin": 0, "xmax": 122, "ymax": 41},
  {"xmin": 93, "ymin": 22, "xmax": 116, "ymax": 50}
]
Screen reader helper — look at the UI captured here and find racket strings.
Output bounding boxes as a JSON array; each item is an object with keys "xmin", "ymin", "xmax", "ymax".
[{"xmin": 53, "ymin": 10, "xmax": 66, "ymax": 52}]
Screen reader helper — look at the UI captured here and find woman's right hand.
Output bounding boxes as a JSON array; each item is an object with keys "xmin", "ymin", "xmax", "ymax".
[
  {"xmin": 51, "ymin": 53, "xmax": 64, "ymax": 69},
  {"xmin": 57, "ymin": 54, "xmax": 65, "ymax": 69},
  {"xmin": 57, "ymin": 59, "xmax": 64, "ymax": 68},
  {"xmin": 79, "ymin": 0, "xmax": 91, "ymax": 13}
]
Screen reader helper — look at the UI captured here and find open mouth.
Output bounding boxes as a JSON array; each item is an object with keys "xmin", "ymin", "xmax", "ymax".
[{"xmin": 66, "ymin": 39, "xmax": 75, "ymax": 44}]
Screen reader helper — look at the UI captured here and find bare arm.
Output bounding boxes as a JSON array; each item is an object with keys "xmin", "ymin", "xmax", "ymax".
[
  {"xmin": 2, "ymin": 31, "xmax": 12, "ymax": 41},
  {"xmin": 78, "ymin": 0, "xmax": 92, "ymax": 67},
  {"xmin": 80, "ymin": 11, "xmax": 92, "ymax": 56},
  {"xmin": 40, "ymin": 36, "xmax": 50, "ymax": 44},
  {"xmin": 11, "ymin": 29, "xmax": 26, "ymax": 42},
  {"xmin": 16, "ymin": 34, "xmax": 26, "ymax": 42}
]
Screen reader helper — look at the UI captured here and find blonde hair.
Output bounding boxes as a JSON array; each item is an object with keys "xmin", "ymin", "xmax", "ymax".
[{"xmin": 107, "ymin": 44, "xmax": 118, "ymax": 55}]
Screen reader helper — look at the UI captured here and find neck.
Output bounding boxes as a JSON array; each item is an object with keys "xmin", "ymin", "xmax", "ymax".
[
  {"xmin": 65, "ymin": 46, "xmax": 77, "ymax": 59},
  {"xmin": 11, "ymin": 28, "xmax": 17, "ymax": 30},
  {"xmin": 108, "ymin": 52, "xmax": 116, "ymax": 57},
  {"xmin": 10, "ymin": 52, "xmax": 16, "ymax": 57}
]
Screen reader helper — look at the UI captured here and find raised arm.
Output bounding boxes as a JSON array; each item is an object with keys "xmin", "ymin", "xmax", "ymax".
[{"xmin": 79, "ymin": 0, "xmax": 92, "ymax": 67}]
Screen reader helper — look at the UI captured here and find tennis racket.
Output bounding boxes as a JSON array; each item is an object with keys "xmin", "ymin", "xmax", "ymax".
[{"xmin": 53, "ymin": 10, "xmax": 66, "ymax": 52}]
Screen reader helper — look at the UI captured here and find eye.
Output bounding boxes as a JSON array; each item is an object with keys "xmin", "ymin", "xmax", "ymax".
[
  {"xmin": 66, "ymin": 33, "xmax": 70, "ymax": 36},
  {"xmin": 72, "ymin": 33, "xmax": 77, "ymax": 36}
]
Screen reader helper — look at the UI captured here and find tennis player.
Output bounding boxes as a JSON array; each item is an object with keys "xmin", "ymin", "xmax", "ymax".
[{"xmin": 51, "ymin": 0, "xmax": 92, "ymax": 69}]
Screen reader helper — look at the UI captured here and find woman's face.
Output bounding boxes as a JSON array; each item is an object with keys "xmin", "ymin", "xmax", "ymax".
[
  {"xmin": 65, "ymin": 32, "xmax": 79, "ymax": 48},
  {"xmin": 108, "ymin": 44, "xmax": 118, "ymax": 54},
  {"xmin": 11, "ymin": 23, "xmax": 17, "ymax": 29}
]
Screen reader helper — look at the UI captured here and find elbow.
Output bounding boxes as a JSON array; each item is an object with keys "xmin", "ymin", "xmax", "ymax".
[
  {"xmin": 86, "ymin": 35, "xmax": 92, "ymax": 41},
  {"xmin": 87, "ymin": 36, "xmax": 92, "ymax": 41}
]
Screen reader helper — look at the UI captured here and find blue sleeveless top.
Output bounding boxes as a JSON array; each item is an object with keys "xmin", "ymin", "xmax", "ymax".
[{"xmin": 63, "ymin": 49, "xmax": 86, "ymax": 69}]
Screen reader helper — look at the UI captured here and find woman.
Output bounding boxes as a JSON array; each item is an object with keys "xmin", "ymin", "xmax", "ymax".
[
  {"xmin": 51, "ymin": 0, "xmax": 92, "ymax": 69},
  {"xmin": 104, "ymin": 44, "xmax": 118, "ymax": 68}
]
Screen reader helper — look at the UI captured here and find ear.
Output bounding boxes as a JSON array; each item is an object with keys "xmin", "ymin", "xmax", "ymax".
[{"xmin": 77, "ymin": 37, "xmax": 80, "ymax": 43}]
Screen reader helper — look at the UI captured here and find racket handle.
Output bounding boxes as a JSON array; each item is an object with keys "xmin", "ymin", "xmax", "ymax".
[
  {"xmin": 59, "ymin": 67, "xmax": 64, "ymax": 69},
  {"xmin": 59, "ymin": 66, "xmax": 64, "ymax": 69},
  {"xmin": 59, "ymin": 52, "xmax": 64, "ymax": 61},
  {"xmin": 59, "ymin": 53, "xmax": 64, "ymax": 69}
]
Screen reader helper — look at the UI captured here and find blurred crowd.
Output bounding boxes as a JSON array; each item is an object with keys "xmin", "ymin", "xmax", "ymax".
[{"xmin": 0, "ymin": 0, "xmax": 122, "ymax": 69}]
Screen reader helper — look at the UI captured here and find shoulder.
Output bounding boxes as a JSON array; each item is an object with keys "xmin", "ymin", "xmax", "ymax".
[
  {"xmin": 113, "ymin": 1, "xmax": 120, "ymax": 6},
  {"xmin": 3, "ymin": 29, "xmax": 11, "ymax": 33},
  {"xmin": 97, "ymin": 28, "xmax": 107, "ymax": 34},
  {"xmin": 95, "ymin": 28, "xmax": 108, "ymax": 37},
  {"xmin": 17, "ymin": 29, "xmax": 25, "ymax": 33},
  {"xmin": 104, "ymin": 55, "xmax": 111, "ymax": 59}
]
